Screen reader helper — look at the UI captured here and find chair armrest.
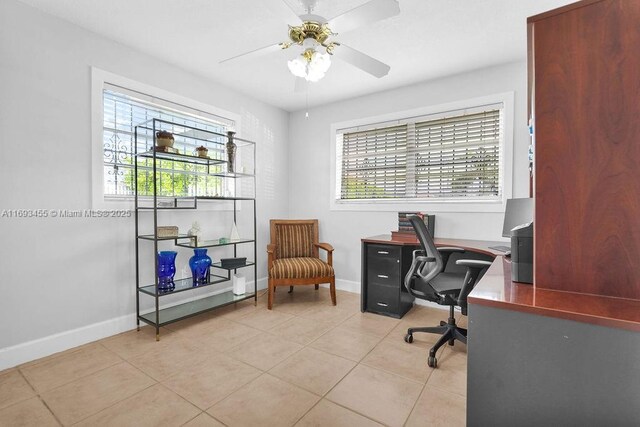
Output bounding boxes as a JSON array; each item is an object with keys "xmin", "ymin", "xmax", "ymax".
[
  {"xmin": 404, "ymin": 252, "xmax": 438, "ymax": 299},
  {"xmin": 315, "ymin": 242, "xmax": 334, "ymax": 252},
  {"xmin": 455, "ymin": 259, "xmax": 493, "ymax": 269},
  {"xmin": 315, "ymin": 242, "xmax": 334, "ymax": 266},
  {"xmin": 455, "ymin": 259, "xmax": 493, "ymax": 313},
  {"xmin": 267, "ymin": 244, "xmax": 276, "ymax": 269},
  {"xmin": 437, "ymin": 246, "xmax": 465, "ymax": 253}
]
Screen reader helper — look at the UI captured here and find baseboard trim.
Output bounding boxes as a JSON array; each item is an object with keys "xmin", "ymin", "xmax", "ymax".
[
  {"xmin": 0, "ymin": 314, "xmax": 134, "ymax": 371},
  {"xmin": 0, "ymin": 277, "xmax": 269, "ymax": 371}
]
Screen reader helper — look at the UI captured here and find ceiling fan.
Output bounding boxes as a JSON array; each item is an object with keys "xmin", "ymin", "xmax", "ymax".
[{"xmin": 219, "ymin": 0, "xmax": 400, "ymax": 83}]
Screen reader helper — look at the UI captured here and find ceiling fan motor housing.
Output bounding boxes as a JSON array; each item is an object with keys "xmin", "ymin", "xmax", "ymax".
[{"xmin": 288, "ymin": 21, "xmax": 333, "ymax": 45}]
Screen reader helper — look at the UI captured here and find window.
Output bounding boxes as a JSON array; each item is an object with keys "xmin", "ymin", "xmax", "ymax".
[
  {"xmin": 336, "ymin": 103, "xmax": 505, "ymax": 203},
  {"xmin": 99, "ymin": 82, "xmax": 235, "ymax": 199}
]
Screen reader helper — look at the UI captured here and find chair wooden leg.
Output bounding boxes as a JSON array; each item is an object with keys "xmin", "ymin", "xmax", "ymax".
[
  {"xmin": 314, "ymin": 284, "xmax": 319, "ymax": 290},
  {"xmin": 329, "ymin": 277, "xmax": 336, "ymax": 306},
  {"xmin": 288, "ymin": 286, "xmax": 294, "ymax": 293},
  {"xmin": 268, "ymin": 280, "xmax": 274, "ymax": 310}
]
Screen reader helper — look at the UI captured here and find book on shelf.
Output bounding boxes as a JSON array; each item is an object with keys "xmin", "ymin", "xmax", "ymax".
[{"xmin": 391, "ymin": 230, "xmax": 419, "ymax": 242}]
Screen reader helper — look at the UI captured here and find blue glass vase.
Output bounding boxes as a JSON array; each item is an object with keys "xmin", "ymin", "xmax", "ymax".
[
  {"xmin": 189, "ymin": 248, "xmax": 212, "ymax": 286},
  {"xmin": 157, "ymin": 251, "xmax": 177, "ymax": 293}
]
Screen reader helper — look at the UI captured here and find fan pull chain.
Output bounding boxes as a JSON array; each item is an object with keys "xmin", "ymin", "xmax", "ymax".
[{"xmin": 305, "ymin": 85, "xmax": 310, "ymax": 118}]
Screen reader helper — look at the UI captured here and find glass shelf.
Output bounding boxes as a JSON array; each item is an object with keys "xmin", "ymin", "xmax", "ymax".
[
  {"xmin": 136, "ymin": 149, "xmax": 226, "ymax": 166},
  {"xmin": 194, "ymin": 196, "xmax": 255, "ymax": 201},
  {"xmin": 137, "ymin": 234, "xmax": 191, "ymax": 241},
  {"xmin": 212, "ymin": 261, "xmax": 255, "ymax": 270},
  {"xmin": 136, "ymin": 196, "xmax": 255, "ymax": 211},
  {"xmin": 175, "ymin": 238, "xmax": 254, "ymax": 249},
  {"xmin": 138, "ymin": 273, "xmax": 229, "ymax": 297},
  {"xmin": 138, "ymin": 291, "xmax": 256, "ymax": 326},
  {"xmin": 208, "ymin": 171, "xmax": 255, "ymax": 179}
]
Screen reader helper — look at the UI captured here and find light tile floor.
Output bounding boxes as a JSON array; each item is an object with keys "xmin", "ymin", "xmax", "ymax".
[{"xmin": 0, "ymin": 288, "xmax": 467, "ymax": 426}]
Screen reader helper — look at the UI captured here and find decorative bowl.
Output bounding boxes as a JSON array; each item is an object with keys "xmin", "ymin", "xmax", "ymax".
[{"xmin": 156, "ymin": 131, "xmax": 174, "ymax": 148}]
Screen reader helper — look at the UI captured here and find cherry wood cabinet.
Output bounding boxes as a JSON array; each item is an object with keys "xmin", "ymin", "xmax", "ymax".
[{"xmin": 531, "ymin": 0, "xmax": 640, "ymax": 299}]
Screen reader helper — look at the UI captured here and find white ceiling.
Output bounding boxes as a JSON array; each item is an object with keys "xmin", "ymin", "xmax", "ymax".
[{"xmin": 18, "ymin": 0, "xmax": 575, "ymax": 112}]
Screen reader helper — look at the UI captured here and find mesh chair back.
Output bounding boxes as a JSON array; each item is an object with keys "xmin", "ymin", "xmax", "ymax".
[{"xmin": 409, "ymin": 215, "xmax": 444, "ymax": 283}]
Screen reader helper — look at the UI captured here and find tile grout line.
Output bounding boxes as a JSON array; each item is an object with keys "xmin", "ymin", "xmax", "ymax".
[
  {"xmin": 66, "ymin": 365, "xmax": 158, "ymax": 426},
  {"xmin": 317, "ymin": 304, "xmax": 448, "ymax": 426},
  {"xmin": 17, "ymin": 344, "xmax": 125, "ymax": 398},
  {"xmin": 402, "ymin": 369, "xmax": 430, "ymax": 427},
  {"xmin": 206, "ymin": 291, "xmax": 363, "ymax": 425},
  {"xmin": 38, "ymin": 396, "xmax": 64, "ymax": 426},
  {"xmin": 296, "ymin": 308, "xmax": 400, "ymax": 425},
  {"xmin": 283, "ymin": 309, "xmax": 383, "ymax": 426},
  {"xmin": 10, "ymin": 369, "xmax": 63, "ymax": 427}
]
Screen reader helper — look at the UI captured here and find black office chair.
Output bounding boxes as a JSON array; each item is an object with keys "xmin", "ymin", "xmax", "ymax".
[{"xmin": 403, "ymin": 215, "xmax": 492, "ymax": 368}]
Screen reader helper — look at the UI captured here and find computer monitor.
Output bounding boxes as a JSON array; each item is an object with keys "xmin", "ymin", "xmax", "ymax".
[{"xmin": 502, "ymin": 198, "xmax": 533, "ymax": 238}]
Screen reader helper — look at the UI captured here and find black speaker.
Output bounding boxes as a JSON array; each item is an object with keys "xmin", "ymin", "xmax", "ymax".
[{"xmin": 511, "ymin": 222, "xmax": 533, "ymax": 284}]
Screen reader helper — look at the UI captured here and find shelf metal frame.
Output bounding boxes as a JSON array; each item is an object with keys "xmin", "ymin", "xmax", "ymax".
[{"xmin": 134, "ymin": 118, "xmax": 257, "ymax": 340}]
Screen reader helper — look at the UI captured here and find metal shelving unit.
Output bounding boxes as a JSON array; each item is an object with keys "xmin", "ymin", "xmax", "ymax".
[{"xmin": 133, "ymin": 118, "xmax": 257, "ymax": 340}]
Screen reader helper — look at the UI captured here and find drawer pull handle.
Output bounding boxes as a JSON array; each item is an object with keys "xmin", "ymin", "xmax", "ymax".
[
  {"xmin": 377, "ymin": 274, "xmax": 389, "ymax": 279},
  {"xmin": 377, "ymin": 302, "xmax": 389, "ymax": 307},
  {"xmin": 377, "ymin": 251, "xmax": 389, "ymax": 255}
]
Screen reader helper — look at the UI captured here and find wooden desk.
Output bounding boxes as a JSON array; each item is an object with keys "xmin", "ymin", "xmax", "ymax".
[
  {"xmin": 363, "ymin": 235, "xmax": 640, "ymax": 424},
  {"xmin": 469, "ymin": 257, "xmax": 640, "ymax": 332},
  {"xmin": 467, "ymin": 253, "xmax": 640, "ymax": 426},
  {"xmin": 360, "ymin": 235, "xmax": 503, "ymax": 318}
]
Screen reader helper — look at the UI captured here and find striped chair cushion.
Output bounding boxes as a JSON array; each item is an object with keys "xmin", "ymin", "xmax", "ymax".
[
  {"xmin": 275, "ymin": 224, "xmax": 314, "ymax": 259},
  {"xmin": 270, "ymin": 257, "xmax": 334, "ymax": 279}
]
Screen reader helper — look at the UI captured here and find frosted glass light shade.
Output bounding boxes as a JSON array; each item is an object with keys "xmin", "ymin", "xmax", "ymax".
[{"xmin": 287, "ymin": 50, "xmax": 332, "ymax": 82}]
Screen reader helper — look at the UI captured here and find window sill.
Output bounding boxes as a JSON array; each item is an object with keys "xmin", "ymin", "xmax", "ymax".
[{"xmin": 330, "ymin": 198, "xmax": 505, "ymax": 213}]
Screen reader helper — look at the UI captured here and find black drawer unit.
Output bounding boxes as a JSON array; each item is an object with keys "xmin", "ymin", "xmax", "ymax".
[{"xmin": 361, "ymin": 240, "xmax": 416, "ymax": 318}]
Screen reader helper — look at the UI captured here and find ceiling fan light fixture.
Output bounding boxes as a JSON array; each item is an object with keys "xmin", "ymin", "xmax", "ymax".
[
  {"xmin": 288, "ymin": 49, "xmax": 331, "ymax": 82},
  {"xmin": 287, "ymin": 56, "xmax": 308, "ymax": 78}
]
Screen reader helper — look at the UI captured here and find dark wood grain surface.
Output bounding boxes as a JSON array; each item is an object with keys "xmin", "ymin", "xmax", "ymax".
[
  {"xmin": 469, "ymin": 257, "xmax": 640, "ymax": 332},
  {"xmin": 533, "ymin": 0, "xmax": 640, "ymax": 299}
]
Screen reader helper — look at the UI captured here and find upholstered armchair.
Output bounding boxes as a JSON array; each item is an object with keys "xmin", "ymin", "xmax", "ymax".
[{"xmin": 266, "ymin": 219, "xmax": 336, "ymax": 310}]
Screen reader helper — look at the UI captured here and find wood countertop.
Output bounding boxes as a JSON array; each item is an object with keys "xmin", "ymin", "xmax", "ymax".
[{"xmin": 468, "ymin": 257, "xmax": 640, "ymax": 332}]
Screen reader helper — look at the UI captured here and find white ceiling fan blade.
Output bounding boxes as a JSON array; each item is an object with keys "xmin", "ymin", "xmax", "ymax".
[
  {"xmin": 333, "ymin": 44, "xmax": 390, "ymax": 78},
  {"xmin": 270, "ymin": 0, "xmax": 303, "ymax": 26},
  {"xmin": 328, "ymin": 0, "xmax": 400, "ymax": 34},
  {"xmin": 219, "ymin": 43, "xmax": 284, "ymax": 64}
]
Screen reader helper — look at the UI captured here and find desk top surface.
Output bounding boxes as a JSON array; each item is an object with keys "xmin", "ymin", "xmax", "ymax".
[
  {"xmin": 363, "ymin": 234, "xmax": 640, "ymax": 332},
  {"xmin": 362, "ymin": 234, "xmax": 506, "ymax": 257},
  {"xmin": 469, "ymin": 257, "xmax": 640, "ymax": 332}
]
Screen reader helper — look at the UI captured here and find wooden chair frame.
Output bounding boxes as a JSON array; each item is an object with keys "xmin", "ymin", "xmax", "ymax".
[{"xmin": 267, "ymin": 219, "xmax": 336, "ymax": 310}]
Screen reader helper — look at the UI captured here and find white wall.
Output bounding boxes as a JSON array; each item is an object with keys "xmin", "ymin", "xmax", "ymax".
[
  {"xmin": 0, "ymin": 0, "xmax": 529, "ymax": 368},
  {"xmin": 0, "ymin": 0, "xmax": 289, "ymax": 367},
  {"xmin": 288, "ymin": 61, "xmax": 530, "ymax": 288}
]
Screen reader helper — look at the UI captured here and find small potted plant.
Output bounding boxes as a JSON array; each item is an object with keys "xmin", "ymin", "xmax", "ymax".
[
  {"xmin": 155, "ymin": 130, "xmax": 174, "ymax": 148},
  {"xmin": 195, "ymin": 146, "xmax": 209, "ymax": 158}
]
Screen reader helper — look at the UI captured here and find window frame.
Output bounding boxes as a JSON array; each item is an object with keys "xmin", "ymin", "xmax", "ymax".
[
  {"xmin": 91, "ymin": 68, "xmax": 241, "ymax": 209},
  {"xmin": 329, "ymin": 92, "xmax": 514, "ymax": 213}
]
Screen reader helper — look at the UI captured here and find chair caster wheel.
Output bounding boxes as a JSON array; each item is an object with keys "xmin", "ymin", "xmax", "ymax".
[
  {"xmin": 404, "ymin": 334, "xmax": 413, "ymax": 343},
  {"xmin": 428, "ymin": 356, "xmax": 437, "ymax": 368},
  {"xmin": 448, "ymin": 339, "xmax": 454, "ymax": 346}
]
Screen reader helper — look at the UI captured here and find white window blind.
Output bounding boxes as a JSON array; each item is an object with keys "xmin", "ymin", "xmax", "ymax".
[
  {"xmin": 337, "ymin": 105, "xmax": 503, "ymax": 201},
  {"xmin": 339, "ymin": 124, "xmax": 407, "ymax": 199},
  {"xmin": 102, "ymin": 84, "xmax": 235, "ymax": 198}
]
